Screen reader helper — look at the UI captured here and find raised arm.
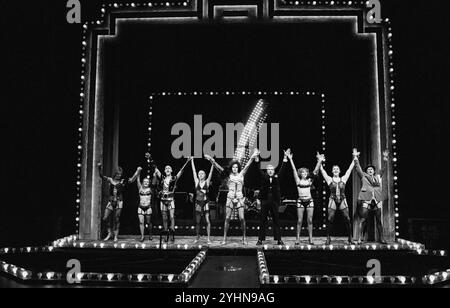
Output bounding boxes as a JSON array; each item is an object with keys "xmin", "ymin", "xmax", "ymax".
[
  {"xmin": 205, "ymin": 154, "xmax": 224, "ymax": 173},
  {"xmin": 191, "ymin": 158, "xmax": 199, "ymax": 186},
  {"xmin": 176, "ymin": 158, "xmax": 191, "ymax": 180},
  {"xmin": 241, "ymin": 149, "xmax": 260, "ymax": 176},
  {"xmin": 129, "ymin": 167, "xmax": 141, "ymax": 185},
  {"xmin": 380, "ymin": 149, "xmax": 389, "ymax": 177},
  {"xmin": 287, "ymin": 150, "xmax": 301, "ymax": 184},
  {"xmin": 342, "ymin": 159, "xmax": 356, "ymax": 183},
  {"xmin": 206, "ymin": 163, "xmax": 214, "ymax": 186},
  {"xmin": 354, "ymin": 158, "xmax": 365, "ymax": 179}
]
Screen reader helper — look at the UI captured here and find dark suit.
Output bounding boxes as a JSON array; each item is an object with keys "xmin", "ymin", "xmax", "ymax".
[{"xmin": 258, "ymin": 160, "xmax": 286, "ymax": 241}]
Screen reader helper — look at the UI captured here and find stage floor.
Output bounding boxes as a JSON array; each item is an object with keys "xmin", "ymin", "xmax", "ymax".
[{"xmin": 54, "ymin": 236, "xmax": 424, "ymax": 252}]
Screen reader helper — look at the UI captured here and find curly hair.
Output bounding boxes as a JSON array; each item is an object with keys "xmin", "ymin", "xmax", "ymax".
[
  {"xmin": 228, "ymin": 160, "xmax": 242, "ymax": 173},
  {"xmin": 298, "ymin": 167, "xmax": 310, "ymax": 178}
]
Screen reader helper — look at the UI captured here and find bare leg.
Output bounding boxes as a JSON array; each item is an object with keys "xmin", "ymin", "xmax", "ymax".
[
  {"xmin": 205, "ymin": 213, "xmax": 211, "ymax": 244},
  {"xmin": 341, "ymin": 205, "xmax": 353, "ymax": 244},
  {"xmin": 195, "ymin": 212, "xmax": 202, "ymax": 243},
  {"xmin": 222, "ymin": 206, "xmax": 232, "ymax": 244},
  {"xmin": 103, "ymin": 207, "xmax": 113, "ymax": 241},
  {"xmin": 146, "ymin": 214, "xmax": 153, "ymax": 240},
  {"xmin": 326, "ymin": 202, "xmax": 336, "ymax": 245},
  {"xmin": 296, "ymin": 207, "xmax": 305, "ymax": 245},
  {"xmin": 306, "ymin": 207, "xmax": 314, "ymax": 244},
  {"xmin": 358, "ymin": 206, "xmax": 369, "ymax": 244},
  {"xmin": 239, "ymin": 207, "xmax": 247, "ymax": 245},
  {"xmin": 169, "ymin": 207, "xmax": 175, "ymax": 242}
]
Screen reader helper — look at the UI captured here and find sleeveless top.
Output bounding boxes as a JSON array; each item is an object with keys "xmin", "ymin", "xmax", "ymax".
[
  {"xmin": 195, "ymin": 181, "xmax": 209, "ymax": 203},
  {"xmin": 139, "ymin": 187, "xmax": 152, "ymax": 207},
  {"xmin": 109, "ymin": 180, "xmax": 125, "ymax": 201},
  {"xmin": 161, "ymin": 176, "xmax": 177, "ymax": 194},
  {"xmin": 297, "ymin": 178, "xmax": 314, "ymax": 200},
  {"xmin": 227, "ymin": 173, "xmax": 244, "ymax": 199},
  {"xmin": 329, "ymin": 179, "xmax": 346, "ymax": 201}
]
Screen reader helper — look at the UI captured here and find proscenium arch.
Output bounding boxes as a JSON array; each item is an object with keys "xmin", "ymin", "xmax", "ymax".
[{"xmin": 78, "ymin": 1, "xmax": 396, "ymax": 242}]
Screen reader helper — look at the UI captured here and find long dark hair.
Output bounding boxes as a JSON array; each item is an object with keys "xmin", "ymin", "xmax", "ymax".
[{"xmin": 228, "ymin": 160, "xmax": 242, "ymax": 173}]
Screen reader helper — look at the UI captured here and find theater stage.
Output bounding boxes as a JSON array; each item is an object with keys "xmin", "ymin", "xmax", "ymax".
[{"xmin": 1, "ymin": 236, "xmax": 449, "ymax": 288}]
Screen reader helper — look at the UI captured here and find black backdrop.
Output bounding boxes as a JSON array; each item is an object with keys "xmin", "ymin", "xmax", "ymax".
[
  {"xmin": 1, "ymin": 0, "xmax": 449, "ymax": 246},
  {"xmin": 101, "ymin": 19, "xmax": 370, "ymax": 234}
]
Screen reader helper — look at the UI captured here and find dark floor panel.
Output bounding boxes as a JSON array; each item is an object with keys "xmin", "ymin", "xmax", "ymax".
[
  {"xmin": 190, "ymin": 256, "xmax": 259, "ymax": 288},
  {"xmin": 265, "ymin": 251, "xmax": 450, "ymax": 276}
]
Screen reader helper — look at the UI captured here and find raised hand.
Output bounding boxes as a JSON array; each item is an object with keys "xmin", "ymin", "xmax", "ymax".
[
  {"xmin": 204, "ymin": 154, "xmax": 214, "ymax": 162},
  {"xmin": 252, "ymin": 148, "xmax": 260, "ymax": 159},
  {"xmin": 316, "ymin": 152, "xmax": 325, "ymax": 162},
  {"xmin": 352, "ymin": 148, "xmax": 361, "ymax": 160}
]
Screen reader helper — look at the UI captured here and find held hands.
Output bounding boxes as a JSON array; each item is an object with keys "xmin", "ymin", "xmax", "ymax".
[
  {"xmin": 251, "ymin": 148, "xmax": 260, "ymax": 159},
  {"xmin": 383, "ymin": 150, "xmax": 390, "ymax": 161},
  {"xmin": 204, "ymin": 154, "xmax": 214, "ymax": 162},
  {"xmin": 352, "ymin": 148, "xmax": 361, "ymax": 161},
  {"xmin": 316, "ymin": 152, "xmax": 326, "ymax": 163}
]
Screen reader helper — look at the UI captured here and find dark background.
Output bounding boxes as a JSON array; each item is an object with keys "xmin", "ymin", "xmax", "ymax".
[
  {"xmin": 1, "ymin": 0, "xmax": 449, "ymax": 246},
  {"xmin": 105, "ymin": 18, "xmax": 372, "ymax": 233}
]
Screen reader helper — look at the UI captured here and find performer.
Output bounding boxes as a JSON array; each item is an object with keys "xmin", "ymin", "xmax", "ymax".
[
  {"xmin": 354, "ymin": 149, "xmax": 389, "ymax": 244},
  {"xmin": 286, "ymin": 149, "xmax": 321, "ymax": 245},
  {"xmin": 154, "ymin": 158, "xmax": 191, "ymax": 243},
  {"xmin": 134, "ymin": 165, "xmax": 157, "ymax": 242},
  {"xmin": 318, "ymin": 151, "xmax": 356, "ymax": 245},
  {"xmin": 190, "ymin": 157, "xmax": 215, "ymax": 244},
  {"xmin": 255, "ymin": 152, "xmax": 288, "ymax": 246},
  {"xmin": 206, "ymin": 149, "xmax": 260, "ymax": 245},
  {"xmin": 98, "ymin": 164, "xmax": 136, "ymax": 242}
]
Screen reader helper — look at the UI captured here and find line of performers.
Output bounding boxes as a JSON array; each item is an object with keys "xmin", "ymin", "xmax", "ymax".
[{"xmin": 98, "ymin": 148, "xmax": 389, "ymax": 245}]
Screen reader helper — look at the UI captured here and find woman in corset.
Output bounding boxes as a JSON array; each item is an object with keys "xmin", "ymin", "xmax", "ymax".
[
  {"xmin": 206, "ymin": 149, "xmax": 260, "ymax": 245},
  {"xmin": 190, "ymin": 157, "xmax": 215, "ymax": 244},
  {"xmin": 354, "ymin": 149, "xmax": 389, "ymax": 244},
  {"xmin": 285, "ymin": 149, "xmax": 322, "ymax": 245},
  {"xmin": 317, "ymin": 151, "xmax": 356, "ymax": 245}
]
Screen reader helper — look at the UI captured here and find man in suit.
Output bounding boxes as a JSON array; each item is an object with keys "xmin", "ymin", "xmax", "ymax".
[
  {"xmin": 354, "ymin": 150, "xmax": 389, "ymax": 244},
  {"xmin": 256, "ymin": 153, "xmax": 288, "ymax": 246}
]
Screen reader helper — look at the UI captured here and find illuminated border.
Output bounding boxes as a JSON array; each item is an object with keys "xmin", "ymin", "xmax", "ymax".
[
  {"xmin": 0, "ymin": 241, "xmax": 206, "ymax": 285},
  {"xmin": 256, "ymin": 249, "xmax": 450, "ymax": 287},
  {"xmin": 148, "ymin": 90, "xmax": 328, "ymax": 229},
  {"xmin": 77, "ymin": 0, "xmax": 398, "ymax": 242}
]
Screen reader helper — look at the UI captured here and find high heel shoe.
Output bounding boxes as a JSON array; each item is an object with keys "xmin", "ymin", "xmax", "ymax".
[
  {"xmin": 164, "ymin": 230, "xmax": 169, "ymax": 243},
  {"xmin": 170, "ymin": 229, "xmax": 175, "ymax": 243}
]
